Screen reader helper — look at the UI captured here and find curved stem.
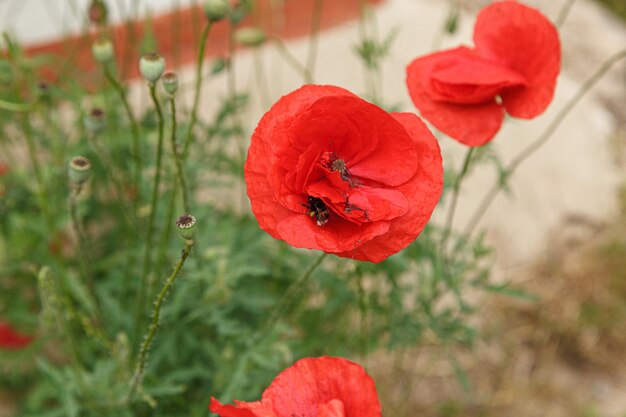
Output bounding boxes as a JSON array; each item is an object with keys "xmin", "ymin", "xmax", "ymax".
[
  {"xmin": 168, "ymin": 97, "xmax": 189, "ymax": 213},
  {"xmin": 126, "ymin": 241, "xmax": 194, "ymax": 404},
  {"xmin": 556, "ymin": 0, "xmax": 576, "ymax": 28},
  {"xmin": 103, "ymin": 64, "xmax": 142, "ymax": 191},
  {"xmin": 272, "ymin": 38, "xmax": 313, "ymax": 84},
  {"xmin": 439, "ymin": 147, "xmax": 475, "ymax": 253},
  {"xmin": 217, "ymin": 252, "xmax": 327, "ymax": 402},
  {"xmin": 183, "ymin": 21, "xmax": 213, "ymax": 160},
  {"xmin": 305, "ymin": 0, "xmax": 324, "ymax": 83},
  {"xmin": 0, "ymin": 98, "xmax": 36, "ymax": 112},
  {"xmin": 463, "ymin": 49, "xmax": 626, "ymax": 240},
  {"xmin": 135, "ymin": 82, "xmax": 166, "ymax": 345}
]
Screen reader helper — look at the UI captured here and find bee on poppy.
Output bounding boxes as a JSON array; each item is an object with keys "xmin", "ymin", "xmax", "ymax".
[{"xmin": 302, "ymin": 196, "xmax": 330, "ymax": 226}]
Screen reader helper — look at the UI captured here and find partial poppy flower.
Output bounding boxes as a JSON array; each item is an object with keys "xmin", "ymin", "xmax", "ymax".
[
  {"xmin": 406, "ymin": 1, "xmax": 560, "ymax": 146},
  {"xmin": 244, "ymin": 85, "xmax": 443, "ymax": 263},
  {"xmin": 0, "ymin": 320, "xmax": 33, "ymax": 350},
  {"xmin": 209, "ymin": 356, "xmax": 382, "ymax": 417}
]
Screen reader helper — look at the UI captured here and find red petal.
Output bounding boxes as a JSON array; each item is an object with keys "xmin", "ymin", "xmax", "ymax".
[
  {"xmin": 406, "ymin": 48, "xmax": 505, "ymax": 146},
  {"xmin": 428, "ymin": 47, "xmax": 526, "ymax": 104},
  {"xmin": 338, "ymin": 113, "xmax": 443, "ymax": 262},
  {"xmin": 473, "ymin": 1, "xmax": 560, "ymax": 118},
  {"xmin": 317, "ymin": 400, "xmax": 346, "ymax": 417},
  {"xmin": 209, "ymin": 398, "xmax": 277, "ymax": 417},
  {"xmin": 287, "ymin": 96, "xmax": 418, "ymax": 187},
  {"xmin": 0, "ymin": 320, "xmax": 33, "ymax": 350},
  {"xmin": 262, "ymin": 356, "xmax": 382, "ymax": 417},
  {"xmin": 245, "ymin": 85, "xmax": 357, "ymax": 241}
]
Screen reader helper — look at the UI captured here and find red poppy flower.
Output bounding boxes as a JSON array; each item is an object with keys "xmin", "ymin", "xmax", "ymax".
[
  {"xmin": 406, "ymin": 1, "xmax": 560, "ymax": 146},
  {"xmin": 0, "ymin": 320, "xmax": 33, "ymax": 350},
  {"xmin": 209, "ymin": 356, "xmax": 381, "ymax": 417},
  {"xmin": 244, "ymin": 85, "xmax": 443, "ymax": 263}
]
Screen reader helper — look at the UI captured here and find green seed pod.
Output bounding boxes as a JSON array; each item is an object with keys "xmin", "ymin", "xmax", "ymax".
[
  {"xmin": 84, "ymin": 107, "xmax": 106, "ymax": 134},
  {"xmin": 176, "ymin": 214, "xmax": 196, "ymax": 242},
  {"xmin": 92, "ymin": 37, "xmax": 114, "ymax": 63},
  {"xmin": 203, "ymin": 0, "xmax": 229, "ymax": 22},
  {"xmin": 139, "ymin": 52, "xmax": 165, "ymax": 83},
  {"xmin": 68, "ymin": 156, "xmax": 92, "ymax": 185},
  {"xmin": 161, "ymin": 71, "xmax": 179, "ymax": 96},
  {"xmin": 235, "ymin": 27, "xmax": 266, "ymax": 47}
]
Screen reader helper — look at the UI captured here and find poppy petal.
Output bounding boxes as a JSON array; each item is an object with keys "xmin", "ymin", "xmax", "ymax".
[
  {"xmin": 209, "ymin": 398, "xmax": 277, "ymax": 417},
  {"xmin": 262, "ymin": 356, "xmax": 382, "ymax": 417},
  {"xmin": 338, "ymin": 113, "xmax": 443, "ymax": 262},
  {"xmin": 406, "ymin": 47, "xmax": 505, "ymax": 146},
  {"xmin": 473, "ymin": 1, "xmax": 560, "ymax": 118}
]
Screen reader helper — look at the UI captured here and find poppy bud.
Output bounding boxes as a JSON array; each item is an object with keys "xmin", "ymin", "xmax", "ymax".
[
  {"xmin": 203, "ymin": 0, "xmax": 229, "ymax": 22},
  {"xmin": 88, "ymin": 0, "xmax": 108, "ymax": 25},
  {"xmin": 84, "ymin": 107, "xmax": 106, "ymax": 134},
  {"xmin": 68, "ymin": 156, "xmax": 92, "ymax": 185},
  {"xmin": 176, "ymin": 214, "xmax": 196, "ymax": 242},
  {"xmin": 161, "ymin": 71, "xmax": 179, "ymax": 96},
  {"xmin": 92, "ymin": 37, "xmax": 114, "ymax": 63},
  {"xmin": 35, "ymin": 81, "xmax": 51, "ymax": 103},
  {"xmin": 139, "ymin": 53, "xmax": 165, "ymax": 84},
  {"xmin": 235, "ymin": 27, "xmax": 266, "ymax": 47},
  {"xmin": 210, "ymin": 57, "xmax": 228, "ymax": 75}
]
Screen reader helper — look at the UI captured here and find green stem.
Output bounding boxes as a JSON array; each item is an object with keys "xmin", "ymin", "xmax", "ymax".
[
  {"xmin": 556, "ymin": 0, "xmax": 576, "ymax": 27},
  {"xmin": 272, "ymin": 38, "xmax": 313, "ymax": 84},
  {"xmin": 168, "ymin": 97, "xmax": 190, "ymax": 213},
  {"xmin": 462, "ymin": 49, "xmax": 626, "ymax": 240},
  {"xmin": 135, "ymin": 82, "xmax": 166, "ymax": 345},
  {"xmin": 217, "ymin": 253, "xmax": 327, "ymax": 402},
  {"xmin": 102, "ymin": 64, "xmax": 142, "ymax": 191},
  {"xmin": 305, "ymin": 0, "xmax": 324, "ymax": 82},
  {"xmin": 439, "ymin": 147, "xmax": 475, "ymax": 254},
  {"xmin": 20, "ymin": 115, "xmax": 54, "ymax": 235},
  {"xmin": 183, "ymin": 21, "xmax": 213, "ymax": 161},
  {"xmin": 0, "ymin": 98, "xmax": 36, "ymax": 112},
  {"xmin": 126, "ymin": 241, "xmax": 194, "ymax": 404}
]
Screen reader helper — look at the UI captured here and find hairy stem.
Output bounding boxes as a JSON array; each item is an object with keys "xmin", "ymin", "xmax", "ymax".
[
  {"xmin": 463, "ymin": 49, "xmax": 626, "ymax": 240},
  {"xmin": 183, "ymin": 21, "xmax": 213, "ymax": 160},
  {"xmin": 126, "ymin": 240, "xmax": 194, "ymax": 404},
  {"xmin": 135, "ymin": 82, "xmax": 166, "ymax": 346},
  {"xmin": 439, "ymin": 147, "xmax": 475, "ymax": 254},
  {"xmin": 102, "ymin": 64, "xmax": 142, "ymax": 191}
]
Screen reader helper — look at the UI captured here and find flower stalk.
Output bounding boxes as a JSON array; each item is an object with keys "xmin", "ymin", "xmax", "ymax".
[
  {"xmin": 183, "ymin": 21, "xmax": 213, "ymax": 160},
  {"xmin": 126, "ymin": 236, "xmax": 195, "ymax": 404},
  {"xmin": 462, "ymin": 48, "xmax": 626, "ymax": 240},
  {"xmin": 136, "ymin": 81, "xmax": 167, "ymax": 344}
]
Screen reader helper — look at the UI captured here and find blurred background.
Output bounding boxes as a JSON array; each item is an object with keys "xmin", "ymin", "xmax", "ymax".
[{"xmin": 1, "ymin": 0, "xmax": 625, "ymax": 416}]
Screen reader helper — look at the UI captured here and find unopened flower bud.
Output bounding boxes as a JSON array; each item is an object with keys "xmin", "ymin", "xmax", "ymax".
[
  {"xmin": 210, "ymin": 57, "xmax": 228, "ymax": 75},
  {"xmin": 88, "ymin": 0, "xmax": 108, "ymax": 25},
  {"xmin": 92, "ymin": 37, "xmax": 114, "ymax": 63},
  {"xmin": 139, "ymin": 53, "xmax": 165, "ymax": 84},
  {"xmin": 176, "ymin": 214, "xmax": 196, "ymax": 242},
  {"xmin": 235, "ymin": 27, "xmax": 266, "ymax": 47},
  {"xmin": 84, "ymin": 107, "xmax": 106, "ymax": 133},
  {"xmin": 36, "ymin": 81, "xmax": 51, "ymax": 103},
  {"xmin": 68, "ymin": 156, "xmax": 92, "ymax": 185},
  {"xmin": 203, "ymin": 0, "xmax": 229, "ymax": 22},
  {"xmin": 161, "ymin": 71, "xmax": 179, "ymax": 96}
]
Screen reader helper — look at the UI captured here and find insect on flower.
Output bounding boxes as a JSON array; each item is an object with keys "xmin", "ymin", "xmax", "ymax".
[
  {"xmin": 323, "ymin": 152, "xmax": 361, "ymax": 188},
  {"xmin": 344, "ymin": 196, "xmax": 370, "ymax": 222},
  {"xmin": 303, "ymin": 196, "xmax": 329, "ymax": 226}
]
